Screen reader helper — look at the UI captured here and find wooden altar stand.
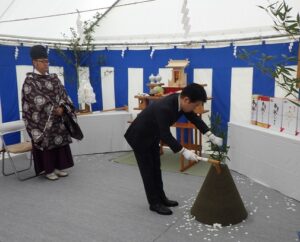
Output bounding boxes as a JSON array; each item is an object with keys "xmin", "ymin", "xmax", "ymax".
[{"xmin": 170, "ymin": 111, "xmax": 209, "ymax": 172}]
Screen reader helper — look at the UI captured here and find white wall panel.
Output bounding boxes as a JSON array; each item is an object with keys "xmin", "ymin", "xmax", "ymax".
[
  {"xmin": 158, "ymin": 68, "xmax": 172, "ymax": 87},
  {"xmin": 78, "ymin": 67, "xmax": 89, "ymax": 85},
  {"xmin": 101, "ymin": 67, "xmax": 115, "ymax": 110},
  {"xmin": 77, "ymin": 67, "xmax": 90, "ymax": 110},
  {"xmin": 0, "ymin": 98, "xmax": 2, "ymax": 123},
  {"xmin": 0, "ymin": 98, "xmax": 2, "ymax": 147},
  {"xmin": 194, "ymin": 68, "xmax": 213, "ymax": 118},
  {"xmin": 16, "ymin": 65, "xmax": 33, "ymax": 115},
  {"xmin": 49, "ymin": 66, "xmax": 65, "ymax": 85},
  {"xmin": 274, "ymin": 65, "xmax": 298, "ymax": 98},
  {"xmin": 230, "ymin": 67, "xmax": 253, "ymax": 123},
  {"xmin": 194, "ymin": 68, "xmax": 213, "ymax": 153},
  {"xmin": 128, "ymin": 68, "xmax": 144, "ymax": 116},
  {"xmin": 158, "ymin": 68, "xmax": 177, "ymax": 138}
]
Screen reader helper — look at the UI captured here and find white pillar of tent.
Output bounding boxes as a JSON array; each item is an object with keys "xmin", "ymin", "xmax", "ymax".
[
  {"xmin": 194, "ymin": 68, "xmax": 213, "ymax": 154},
  {"xmin": 101, "ymin": 67, "xmax": 116, "ymax": 110}
]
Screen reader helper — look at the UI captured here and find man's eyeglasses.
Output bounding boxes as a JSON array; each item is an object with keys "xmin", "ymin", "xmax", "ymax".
[{"xmin": 36, "ymin": 59, "xmax": 49, "ymax": 64}]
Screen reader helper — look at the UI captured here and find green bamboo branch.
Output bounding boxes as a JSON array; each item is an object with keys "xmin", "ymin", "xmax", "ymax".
[
  {"xmin": 207, "ymin": 114, "xmax": 230, "ymax": 163},
  {"xmin": 54, "ymin": 11, "xmax": 102, "ymax": 87},
  {"xmin": 258, "ymin": 1, "xmax": 300, "ymax": 39},
  {"xmin": 238, "ymin": 1, "xmax": 300, "ymax": 101}
]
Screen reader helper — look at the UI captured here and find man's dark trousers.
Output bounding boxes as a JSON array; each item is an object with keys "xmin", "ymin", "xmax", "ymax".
[{"xmin": 133, "ymin": 139, "xmax": 166, "ymax": 205}]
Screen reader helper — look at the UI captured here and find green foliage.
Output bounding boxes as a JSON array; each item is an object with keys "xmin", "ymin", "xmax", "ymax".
[
  {"xmin": 65, "ymin": 12, "xmax": 102, "ymax": 65},
  {"xmin": 54, "ymin": 12, "xmax": 104, "ymax": 86},
  {"xmin": 237, "ymin": 49, "xmax": 299, "ymax": 98},
  {"xmin": 207, "ymin": 114, "xmax": 230, "ymax": 163},
  {"xmin": 258, "ymin": 1, "xmax": 300, "ymax": 38},
  {"xmin": 238, "ymin": 1, "xmax": 300, "ymax": 100}
]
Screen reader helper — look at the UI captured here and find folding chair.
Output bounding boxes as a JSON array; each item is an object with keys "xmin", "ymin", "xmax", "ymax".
[{"xmin": 0, "ymin": 120, "xmax": 35, "ymax": 181}]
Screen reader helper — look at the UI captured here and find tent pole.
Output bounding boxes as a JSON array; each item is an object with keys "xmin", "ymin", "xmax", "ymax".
[{"xmin": 96, "ymin": 0, "xmax": 121, "ymax": 24}]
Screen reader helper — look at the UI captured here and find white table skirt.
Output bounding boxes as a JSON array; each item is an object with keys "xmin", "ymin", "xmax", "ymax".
[
  {"xmin": 228, "ymin": 121, "xmax": 300, "ymax": 201},
  {"xmin": 70, "ymin": 111, "xmax": 132, "ymax": 155}
]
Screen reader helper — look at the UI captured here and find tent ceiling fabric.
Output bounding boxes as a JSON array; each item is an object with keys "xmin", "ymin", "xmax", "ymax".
[
  {"xmin": 93, "ymin": 0, "xmax": 300, "ymax": 44},
  {"xmin": 0, "ymin": 0, "xmax": 299, "ymax": 44},
  {"xmin": 0, "ymin": 0, "xmax": 116, "ymax": 40}
]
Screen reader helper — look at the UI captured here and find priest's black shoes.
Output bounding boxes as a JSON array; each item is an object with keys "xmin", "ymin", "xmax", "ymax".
[
  {"xmin": 161, "ymin": 198, "xmax": 179, "ymax": 207},
  {"xmin": 149, "ymin": 204, "xmax": 173, "ymax": 215}
]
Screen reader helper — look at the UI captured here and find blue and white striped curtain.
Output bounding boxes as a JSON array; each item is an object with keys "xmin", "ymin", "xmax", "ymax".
[{"xmin": 0, "ymin": 42, "xmax": 298, "ymax": 144}]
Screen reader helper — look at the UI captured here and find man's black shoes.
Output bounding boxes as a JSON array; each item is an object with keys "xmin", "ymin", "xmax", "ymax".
[
  {"xmin": 161, "ymin": 198, "xmax": 179, "ymax": 207},
  {"xmin": 149, "ymin": 198, "xmax": 178, "ymax": 215},
  {"xmin": 149, "ymin": 204, "xmax": 173, "ymax": 215}
]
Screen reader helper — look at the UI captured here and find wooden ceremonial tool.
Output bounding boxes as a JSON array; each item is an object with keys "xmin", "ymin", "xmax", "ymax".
[
  {"xmin": 208, "ymin": 159, "xmax": 222, "ymax": 174},
  {"xmin": 207, "ymin": 158, "xmax": 220, "ymax": 165},
  {"xmin": 77, "ymin": 104, "xmax": 92, "ymax": 115},
  {"xmin": 101, "ymin": 105, "xmax": 128, "ymax": 112},
  {"xmin": 198, "ymin": 157, "xmax": 222, "ymax": 174}
]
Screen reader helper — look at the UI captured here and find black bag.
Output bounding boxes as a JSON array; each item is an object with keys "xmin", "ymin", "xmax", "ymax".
[{"xmin": 62, "ymin": 111, "xmax": 84, "ymax": 140}]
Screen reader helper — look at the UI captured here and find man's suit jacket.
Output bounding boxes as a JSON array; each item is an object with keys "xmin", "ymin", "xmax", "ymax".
[{"xmin": 124, "ymin": 93, "xmax": 210, "ymax": 153}]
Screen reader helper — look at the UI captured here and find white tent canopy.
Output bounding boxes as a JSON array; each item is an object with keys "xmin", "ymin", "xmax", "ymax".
[
  {"xmin": 0, "ymin": 0, "xmax": 116, "ymax": 40},
  {"xmin": 93, "ymin": 0, "xmax": 299, "ymax": 44},
  {"xmin": 0, "ymin": 0, "xmax": 299, "ymax": 46}
]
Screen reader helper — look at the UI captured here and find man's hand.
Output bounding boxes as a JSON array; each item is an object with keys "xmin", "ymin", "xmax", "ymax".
[
  {"xmin": 180, "ymin": 148, "xmax": 200, "ymax": 161},
  {"xmin": 206, "ymin": 131, "xmax": 223, "ymax": 147},
  {"xmin": 53, "ymin": 107, "xmax": 64, "ymax": 116}
]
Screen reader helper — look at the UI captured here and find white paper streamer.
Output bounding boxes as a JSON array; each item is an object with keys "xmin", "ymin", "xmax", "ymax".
[
  {"xmin": 181, "ymin": 0, "xmax": 191, "ymax": 38},
  {"xmin": 76, "ymin": 11, "xmax": 84, "ymax": 45},
  {"xmin": 14, "ymin": 46, "xmax": 19, "ymax": 60},
  {"xmin": 150, "ymin": 48, "xmax": 155, "ymax": 58},
  {"xmin": 288, "ymin": 40, "xmax": 294, "ymax": 52}
]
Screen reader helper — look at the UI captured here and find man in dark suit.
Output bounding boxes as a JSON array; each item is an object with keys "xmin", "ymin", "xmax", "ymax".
[{"xmin": 124, "ymin": 83, "xmax": 222, "ymax": 215}]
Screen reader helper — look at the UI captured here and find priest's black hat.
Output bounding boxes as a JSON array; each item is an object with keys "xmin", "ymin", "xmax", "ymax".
[{"xmin": 30, "ymin": 45, "xmax": 48, "ymax": 59}]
